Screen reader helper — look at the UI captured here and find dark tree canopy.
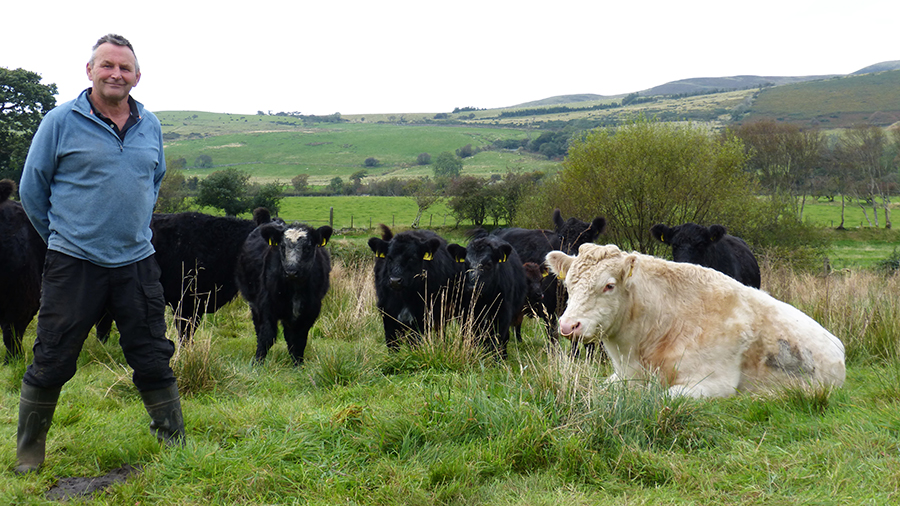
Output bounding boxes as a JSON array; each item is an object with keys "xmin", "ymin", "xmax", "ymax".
[
  {"xmin": 0, "ymin": 67, "xmax": 57, "ymax": 184},
  {"xmin": 195, "ymin": 168, "xmax": 252, "ymax": 216}
]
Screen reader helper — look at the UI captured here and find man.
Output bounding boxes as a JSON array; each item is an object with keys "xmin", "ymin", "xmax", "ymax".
[{"xmin": 16, "ymin": 34, "xmax": 184, "ymax": 475}]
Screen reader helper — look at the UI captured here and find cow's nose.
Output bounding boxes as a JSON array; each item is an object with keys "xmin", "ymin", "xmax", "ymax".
[
  {"xmin": 559, "ymin": 319, "xmax": 581, "ymax": 337},
  {"xmin": 389, "ymin": 277, "xmax": 402, "ymax": 290}
]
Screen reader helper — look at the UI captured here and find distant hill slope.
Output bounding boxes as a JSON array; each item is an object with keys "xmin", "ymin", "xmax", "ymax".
[
  {"xmin": 852, "ymin": 60, "xmax": 900, "ymax": 74},
  {"xmin": 637, "ymin": 75, "xmax": 836, "ymax": 96},
  {"xmin": 741, "ymin": 69, "xmax": 900, "ymax": 127}
]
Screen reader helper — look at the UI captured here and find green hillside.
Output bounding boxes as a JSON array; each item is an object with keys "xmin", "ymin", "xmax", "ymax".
[
  {"xmin": 741, "ymin": 70, "xmax": 900, "ymax": 127},
  {"xmin": 158, "ymin": 112, "xmax": 558, "ymax": 185}
]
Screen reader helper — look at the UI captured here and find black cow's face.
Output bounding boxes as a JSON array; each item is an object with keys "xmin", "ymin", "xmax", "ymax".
[
  {"xmin": 522, "ymin": 262, "xmax": 545, "ymax": 309},
  {"xmin": 553, "ymin": 209, "xmax": 607, "ymax": 255},
  {"xmin": 377, "ymin": 236, "xmax": 441, "ymax": 291},
  {"xmin": 463, "ymin": 238, "xmax": 513, "ymax": 290},
  {"xmin": 650, "ymin": 223, "xmax": 726, "ymax": 264},
  {"xmin": 262, "ymin": 223, "xmax": 332, "ymax": 279}
]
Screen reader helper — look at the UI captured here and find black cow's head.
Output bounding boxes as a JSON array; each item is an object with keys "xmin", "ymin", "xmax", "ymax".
[
  {"xmin": 650, "ymin": 222, "xmax": 727, "ymax": 264},
  {"xmin": 455, "ymin": 236, "xmax": 514, "ymax": 291},
  {"xmin": 261, "ymin": 222, "xmax": 332, "ymax": 279},
  {"xmin": 521, "ymin": 262, "xmax": 546, "ymax": 311},
  {"xmin": 552, "ymin": 209, "xmax": 607, "ymax": 254},
  {"xmin": 369, "ymin": 232, "xmax": 443, "ymax": 291}
]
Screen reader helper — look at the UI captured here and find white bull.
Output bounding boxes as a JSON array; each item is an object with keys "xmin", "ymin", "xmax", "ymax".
[{"xmin": 545, "ymin": 244, "xmax": 846, "ymax": 398}]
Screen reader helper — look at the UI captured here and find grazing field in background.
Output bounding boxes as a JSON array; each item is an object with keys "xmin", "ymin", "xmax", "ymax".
[{"xmin": 205, "ymin": 195, "xmax": 899, "ymax": 270}]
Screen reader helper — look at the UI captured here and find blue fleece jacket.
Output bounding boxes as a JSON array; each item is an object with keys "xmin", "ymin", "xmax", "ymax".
[{"xmin": 20, "ymin": 89, "xmax": 166, "ymax": 268}]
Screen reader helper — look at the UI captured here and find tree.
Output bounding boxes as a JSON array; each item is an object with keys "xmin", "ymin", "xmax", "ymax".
[
  {"xmin": 416, "ymin": 153, "xmax": 431, "ymax": 165},
  {"xmin": 155, "ymin": 166, "xmax": 190, "ymax": 213},
  {"xmin": 0, "ymin": 67, "xmax": 57, "ymax": 183},
  {"xmin": 555, "ymin": 118, "xmax": 755, "ymax": 255},
  {"xmin": 327, "ymin": 177, "xmax": 344, "ymax": 195},
  {"xmin": 195, "ymin": 168, "xmax": 251, "ymax": 216},
  {"xmin": 446, "ymin": 176, "xmax": 489, "ymax": 226},
  {"xmin": 433, "ymin": 151, "xmax": 462, "ymax": 179},
  {"xmin": 834, "ymin": 124, "xmax": 896, "ymax": 229},
  {"xmin": 364, "ymin": 157, "xmax": 379, "ymax": 168},
  {"xmin": 732, "ymin": 120, "xmax": 825, "ymax": 220},
  {"xmin": 195, "ymin": 154, "xmax": 213, "ymax": 168},
  {"xmin": 291, "ymin": 174, "xmax": 309, "ymax": 193},
  {"xmin": 249, "ymin": 181, "xmax": 284, "ymax": 215},
  {"xmin": 404, "ymin": 178, "xmax": 441, "ymax": 228},
  {"xmin": 456, "ymin": 143, "xmax": 474, "ymax": 158}
]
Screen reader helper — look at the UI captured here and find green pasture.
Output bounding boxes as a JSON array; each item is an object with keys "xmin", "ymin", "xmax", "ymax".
[{"xmin": 158, "ymin": 115, "xmax": 557, "ymax": 185}]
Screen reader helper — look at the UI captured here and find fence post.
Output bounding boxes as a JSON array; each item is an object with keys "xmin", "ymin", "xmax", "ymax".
[
  {"xmin": 330, "ymin": 207, "xmax": 334, "ymax": 228},
  {"xmin": 430, "ymin": 214, "xmax": 433, "ymax": 227},
  {"xmin": 350, "ymin": 215, "xmax": 354, "ymax": 229}
]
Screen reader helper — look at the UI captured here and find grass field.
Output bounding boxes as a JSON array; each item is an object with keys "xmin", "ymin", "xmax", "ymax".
[{"xmin": 2, "ymin": 258, "xmax": 899, "ymax": 505}]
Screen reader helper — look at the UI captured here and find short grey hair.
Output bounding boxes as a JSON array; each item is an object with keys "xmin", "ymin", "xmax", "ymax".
[{"xmin": 90, "ymin": 33, "xmax": 139, "ymax": 72}]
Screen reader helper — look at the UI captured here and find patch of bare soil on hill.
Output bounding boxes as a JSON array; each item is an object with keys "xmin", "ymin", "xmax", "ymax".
[{"xmin": 44, "ymin": 464, "xmax": 141, "ymax": 502}]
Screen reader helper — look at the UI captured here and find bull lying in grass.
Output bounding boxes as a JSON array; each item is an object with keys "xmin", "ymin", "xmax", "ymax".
[{"xmin": 545, "ymin": 244, "xmax": 846, "ymax": 398}]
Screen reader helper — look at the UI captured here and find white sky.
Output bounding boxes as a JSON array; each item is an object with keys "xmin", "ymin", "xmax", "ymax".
[{"xmin": 3, "ymin": 1, "xmax": 897, "ymax": 116}]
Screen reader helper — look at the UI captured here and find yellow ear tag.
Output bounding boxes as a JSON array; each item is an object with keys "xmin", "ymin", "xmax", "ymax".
[
  {"xmin": 423, "ymin": 252, "xmax": 434, "ymax": 261},
  {"xmin": 457, "ymin": 258, "xmax": 465, "ymax": 263},
  {"xmin": 499, "ymin": 254, "xmax": 507, "ymax": 263},
  {"xmin": 542, "ymin": 271, "xmax": 549, "ymax": 278},
  {"xmin": 627, "ymin": 264, "xmax": 634, "ymax": 278},
  {"xmin": 319, "ymin": 238, "xmax": 327, "ymax": 247},
  {"xmin": 660, "ymin": 234, "xmax": 664, "ymax": 242},
  {"xmin": 267, "ymin": 238, "xmax": 277, "ymax": 246},
  {"xmin": 376, "ymin": 252, "xmax": 386, "ymax": 258}
]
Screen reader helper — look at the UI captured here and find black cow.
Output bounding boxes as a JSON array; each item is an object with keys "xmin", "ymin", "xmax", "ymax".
[
  {"xmin": 448, "ymin": 236, "xmax": 527, "ymax": 359},
  {"xmin": 511, "ymin": 262, "xmax": 547, "ymax": 343},
  {"xmin": 236, "ymin": 220, "xmax": 332, "ymax": 364},
  {"xmin": 650, "ymin": 222, "xmax": 761, "ymax": 289},
  {"xmin": 96, "ymin": 208, "xmax": 273, "ymax": 342},
  {"xmin": 0, "ymin": 179, "xmax": 47, "ymax": 361},
  {"xmin": 368, "ymin": 225, "xmax": 463, "ymax": 350},
  {"xmin": 492, "ymin": 209, "xmax": 606, "ymax": 345}
]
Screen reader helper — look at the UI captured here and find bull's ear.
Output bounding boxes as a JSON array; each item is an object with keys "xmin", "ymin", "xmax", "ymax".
[
  {"xmin": 423, "ymin": 238, "xmax": 442, "ymax": 261},
  {"xmin": 591, "ymin": 217, "xmax": 607, "ymax": 235},
  {"xmin": 552, "ymin": 208, "xmax": 564, "ymax": 230},
  {"xmin": 447, "ymin": 244, "xmax": 467, "ymax": 263},
  {"xmin": 545, "ymin": 251, "xmax": 575, "ymax": 281},
  {"xmin": 650, "ymin": 224, "xmax": 670, "ymax": 243},
  {"xmin": 622, "ymin": 254, "xmax": 640, "ymax": 287},
  {"xmin": 368, "ymin": 237, "xmax": 387, "ymax": 258},
  {"xmin": 260, "ymin": 224, "xmax": 284, "ymax": 247},
  {"xmin": 498, "ymin": 243, "xmax": 513, "ymax": 263},
  {"xmin": 316, "ymin": 226, "xmax": 333, "ymax": 247},
  {"xmin": 708, "ymin": 224, "xmax": 727, "ymax": 243}
]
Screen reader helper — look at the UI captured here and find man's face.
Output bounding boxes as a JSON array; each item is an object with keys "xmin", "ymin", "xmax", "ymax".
[{"xmin": 86, "ymin": 43, "xmax": 140, "ymax": 104}]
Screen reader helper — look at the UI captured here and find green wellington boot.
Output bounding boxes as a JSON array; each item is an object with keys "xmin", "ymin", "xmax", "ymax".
[
  {"xmin": 15, "ymin": 382, "xmax": 61, "ymax": 474},
  {"xmin": 140, "ymin": 382, "xmax": 185, "ymax": 446}
]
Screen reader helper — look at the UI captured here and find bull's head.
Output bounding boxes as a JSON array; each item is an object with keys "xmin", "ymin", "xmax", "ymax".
[{"xmin": 261, "ymin": 222, "xmax": 332, "ymax": 279}]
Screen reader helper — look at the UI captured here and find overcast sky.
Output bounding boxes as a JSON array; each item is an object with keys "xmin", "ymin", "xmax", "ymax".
[{"xmin": 4, "ymin": 1, "xmax": 897, "ymax": 116}]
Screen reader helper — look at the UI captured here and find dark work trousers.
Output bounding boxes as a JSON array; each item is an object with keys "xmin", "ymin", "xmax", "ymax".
[{"xmin": 23, "ymin": 250, "xmax": 176, "ymax": 392}]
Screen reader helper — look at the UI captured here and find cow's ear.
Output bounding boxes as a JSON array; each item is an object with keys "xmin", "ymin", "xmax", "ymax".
[
  {"xmin": 545, "ymin": 251, "xmax": 575, "ymax": 281},
  {"xmin": 423, "ymin": 238, "xmax": 442, "ymax": 261},
  {"xmin": 260, "ymin": 224, "xmax": 284, "ymax": 246},
  {"xmin": 650, "ymin": 224, "xmax": 670, "ymax": 243},
  {"xmin": 708, "ymin": 225, "xmax": 727, "ymax": 243},
  {"xmin": 622, "ymin": 254, "xmax": 640, "ymax": 287},
  {"xmin": 316, "ymin": 226, "xmax": 333, "ymax": 247},
  {"xmin": 447, "ymin": 244, "xmax": 467, "ymax": 263},
  {"xmin": 497, "ymin": 243, "xmax": 513, "ymax": 263},
  {"xmin": 552, "ymin": 208, "xmax": 564, "ymax": 230},
  {"xmin": 591, "ymin": 217, "xmax": 607, "ymax": 235},
  {"xmin": 368, "ymin": 237, "xmax": 387, "ymax": 258}
]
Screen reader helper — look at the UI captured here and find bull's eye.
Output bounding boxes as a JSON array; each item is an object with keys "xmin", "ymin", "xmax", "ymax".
[{"xmin": 603, "ymin": 283, "xmax": 615, "ymax": 293}]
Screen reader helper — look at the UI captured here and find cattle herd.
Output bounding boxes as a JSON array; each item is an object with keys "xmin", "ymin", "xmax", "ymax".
[{"xmin": 1, "ymin": 177, "xmax": 846, "ymax": 398}]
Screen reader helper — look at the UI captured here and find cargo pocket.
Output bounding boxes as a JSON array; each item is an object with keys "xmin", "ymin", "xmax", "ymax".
[{"xmin": 142, "ymin": 282, "xmax": 168, "ymax": 338}]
